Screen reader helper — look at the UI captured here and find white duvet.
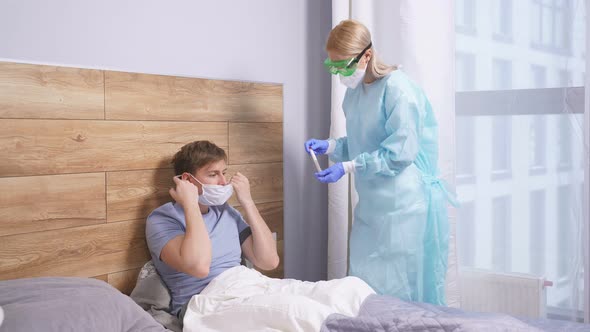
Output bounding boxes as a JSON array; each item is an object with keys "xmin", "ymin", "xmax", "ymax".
[{"xmin": 182, "ymin": 266, "xmax": 375, "ymax": 332}]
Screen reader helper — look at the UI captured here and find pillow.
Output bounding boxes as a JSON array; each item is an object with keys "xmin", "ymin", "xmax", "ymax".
[
  {"xmin": 0, "ymin": 277, "xmax": 168, "ymax": 332},
  {"xmin": 130, "ymin": 261, "xmax": 181, "ymax": 332}
]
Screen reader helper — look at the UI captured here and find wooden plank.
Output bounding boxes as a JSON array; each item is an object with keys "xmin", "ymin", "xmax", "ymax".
[
  {"xmin": 235, "ymin": 201, "xmax": 283, "ymax": 241},
  {"xmin": 0, "ymin": 119, "xmax": 227, "ymax": 177},
  {"xmin": 229, "ymin": 122, "xmax": 283, "ymax": 164},
  {"xmin": 0, "ymin": 219, "xmax": 150, "ymax": 280},
  {"xmin": 108, "ymin": 163, "xmax": 282, "ymax": 222},
  {"xmin": 105, "ymin": 71, "xmax": 282, "ymax": 122},
  {"xmin": 227, "ymin": 163, "xmax": 283, "ymax": 206},
  {"xmin": 108, "ymin": 268, "xmax": 141, "ymax": 295},
  {"xmin": 0, "ymin": 173, "xmax": 106, "ymax": 236},
  {"xmin": 107, "ymin": 169, "xmax": 175, "ymax": 223},
  {"xmin": 0, "ymin": 62, "xmax": 104, "ymax": 119}
]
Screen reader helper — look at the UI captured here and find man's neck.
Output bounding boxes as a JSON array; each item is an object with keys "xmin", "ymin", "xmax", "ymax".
[{"xmin": 198, "ymin": 203, "xmax": 209, "ymax": 215}]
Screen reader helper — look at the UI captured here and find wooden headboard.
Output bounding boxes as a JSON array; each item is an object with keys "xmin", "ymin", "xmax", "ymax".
[{"xmin": 0, "ymin": 62, "xmax": 284, "ymax": 294}]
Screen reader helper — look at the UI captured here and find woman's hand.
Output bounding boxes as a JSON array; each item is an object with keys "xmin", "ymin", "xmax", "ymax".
[
  {"xmin": 315, "ymin": 163, "xmax": 345, "ymax": 183},
  {"xmin": 305, "ymin": 139, "xmax": 329, "ymax": 155}
]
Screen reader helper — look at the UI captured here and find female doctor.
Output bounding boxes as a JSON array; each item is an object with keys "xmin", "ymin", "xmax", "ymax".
[{"xmin": 305, "ymin": 19, "xmax": 457, "ymax": 305}]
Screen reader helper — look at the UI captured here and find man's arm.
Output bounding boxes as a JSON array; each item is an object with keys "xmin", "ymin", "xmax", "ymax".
[
  {"xmin": 160, "ymin": 176, "xmax": 212, "ymax": 278},
  {"xmin": 232, "ymin": 172, "xmax": 279, "ymax": 271}
]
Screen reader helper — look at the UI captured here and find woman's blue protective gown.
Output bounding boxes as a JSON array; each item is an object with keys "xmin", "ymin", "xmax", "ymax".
[{"xmin": 330, "ymin": 70, "xmax": 457, "ymax": 305}]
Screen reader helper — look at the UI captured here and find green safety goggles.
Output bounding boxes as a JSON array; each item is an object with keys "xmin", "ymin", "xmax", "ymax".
[{"xmin": 324, "ymin": 42, "xmax": 372, "ymax": 76}]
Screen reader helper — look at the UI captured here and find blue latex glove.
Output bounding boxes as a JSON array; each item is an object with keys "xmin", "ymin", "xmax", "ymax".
[
  {"xmin": 305, "ymin": 139, "xmax": 329, "ymax": 155},
  {"xmin": 315, "ymin": 163, "xmax": 345, "ymax": 183}
]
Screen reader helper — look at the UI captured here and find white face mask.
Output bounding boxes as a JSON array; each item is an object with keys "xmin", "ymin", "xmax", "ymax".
[
  {"xmin": 188, "ymin": 174, "xmax": 233, "ymax": 206},
  {"xmin": 339, "ymin": 67, "xmax": 366, "ymax": 89}
]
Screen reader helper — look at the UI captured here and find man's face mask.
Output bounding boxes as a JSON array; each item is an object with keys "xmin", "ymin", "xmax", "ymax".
[{"xmin": 182, "ymin": 173, "xmax": 234, "ymax": 206}]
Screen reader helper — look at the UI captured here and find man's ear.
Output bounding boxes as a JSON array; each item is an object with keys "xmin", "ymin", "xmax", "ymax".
[{"xmin": 181, "ymin": 172, "xmax": 190, "ymax": 181}]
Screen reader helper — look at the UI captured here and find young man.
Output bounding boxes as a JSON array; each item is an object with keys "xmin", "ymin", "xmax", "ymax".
[{"xmin": 146, "ymin": 141, "xmax": 279, "ymax": 319}]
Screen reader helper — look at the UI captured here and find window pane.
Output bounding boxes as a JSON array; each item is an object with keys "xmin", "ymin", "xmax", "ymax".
[
  {"xmin": 464, "ymin": 0, "xmax": 475, "ymax": 27},
  {"xmin": 494, "ymin": 0, "xmax": 512, "ymax": 37},
  {"xmin": 529, "ymin": 115, "xmax": 546, "ymax": 169},
  {"xmin": 557, "ymin": 185, "xmax": 573, "ymax": 279},
  {"xmin": 492, "ymin": 59, "xmax": 512, "ymax": 89},
  {"xmin": 529, "ymin": 190, "xmax": 546, "ymax": 276},
  {"xmin": 559, "ymin": 69, "xmax": 571, "ymax": 86},
  {"xmin": 457, "ymin": 202, "xmax": 476, "ymax": 267},
  {"xmin": 456, "ymin": 0, "xmax": 466, "ymax": 27},
  {"xmin": 457, "ymin": 117, "xmax": 475, "ymax": 177},
  {"xmin": 456, "ymin": 52, "xmax": 476, "ymax": 91},
  {"xmin": 532, "ymin": 2, "xmax": 542, "ymax": 44},
  {"xmin": 542, "ymin": 7, "xmax": 553, "ymax": 46},
  {"xmin": 554, "ymin": 9, "xmax": 565, "ymax": 49},
  {"xmin": 492, "ymin": 116, "xmax": 511, "ymax": 172},
  {"xmin": 558, "ymin": 115, "xmax": 572, "ymax": 167},
  {"xmin": 492, "ymin": 196, "xmax": 512, "ymax": 272},
  {"xmin": 531, "ymin": 64, "xmax": 547, "ymax": 88}
]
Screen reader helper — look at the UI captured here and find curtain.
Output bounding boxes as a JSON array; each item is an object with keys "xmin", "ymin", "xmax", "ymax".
[
  {"xmin": 454, "ymin": 0, "xmax": 587, "ymax": 321},
  {"xmin": 584, "ymin": 0, "xmax": 589, "ymax": 322}
]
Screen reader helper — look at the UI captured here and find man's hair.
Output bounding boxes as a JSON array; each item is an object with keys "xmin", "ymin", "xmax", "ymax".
[{"xmin": 172, "ymin": 141, "xmax": 227, "ymax": 175}]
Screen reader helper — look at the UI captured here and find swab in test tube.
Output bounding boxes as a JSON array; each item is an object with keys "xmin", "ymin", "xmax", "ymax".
[{"xmin": 309, "ymin": 148, "xmax": 322, "ymax": 172}]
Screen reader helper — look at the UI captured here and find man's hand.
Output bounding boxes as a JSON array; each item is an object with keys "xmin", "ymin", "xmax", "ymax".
[
  {"xmin": 169, "ymin": 176, "xmax": 199, "ymax": 209},
  {"xmin": 230, "ymin": 172, "xmax": 254, "ymax": 207}
]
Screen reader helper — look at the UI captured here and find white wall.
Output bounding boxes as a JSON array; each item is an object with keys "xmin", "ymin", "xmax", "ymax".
[{"xmin": 0, "ymin": 0, "xmax": 333, "ymax": 281}]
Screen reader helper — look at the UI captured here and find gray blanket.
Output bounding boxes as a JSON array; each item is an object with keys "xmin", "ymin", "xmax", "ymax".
[{"xmin": 321, "ymin": 294, "xmax": 590, "ymax": 332}]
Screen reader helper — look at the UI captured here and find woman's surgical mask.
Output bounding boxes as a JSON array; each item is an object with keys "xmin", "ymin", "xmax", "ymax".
[
  {"xmin": 339, "ymin": 68, "xmax": 365, "ymax": 89},
  {"xmin": 182, "ymin": 173, "xmax": 234, "ymax": 206}
]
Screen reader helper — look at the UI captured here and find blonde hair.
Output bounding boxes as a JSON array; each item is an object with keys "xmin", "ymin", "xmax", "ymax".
[{"xmin": 325, "ymin": 19, "xmax": 396, "ymax": 82}]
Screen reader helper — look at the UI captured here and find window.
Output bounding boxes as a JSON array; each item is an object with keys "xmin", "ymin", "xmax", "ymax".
[
  {"xmin": 456, "ymin": 0, "xmax": 586, "ymax": 320},
  {"xmin": 557, "ymin": 185, "xmax": 573, "ymax": 278},
  {"xmin": 493, "ymin": 59, "xmax": 512, "ymax": 89},
  {"xmin": 558, "ymin": 115, "xmax": 572, "ymax": 169},
  {"xmin": 493, "ymin": 0, "xmax": 512, "ymax": 41},
  {"xmin": 456, "ymin": 52, "xmax": 476, "ymax": 91},
  {"xmin": 456, "ymin": 0, "xmax": 476, "ymax": 34},
  {"xmin": 457, "ymin": 202, "xmax": 476, "ymax": 267},
  {"xmin": 456, "ymin": 117, "xmax": 476, "ymax": 183},
  {"xmin": 529, "ymin": 190, "xmax": 546, "ymax": 276},
  {"xmin": 531, "ymin": 0, "xmax": 572, "ymax": 53},
  {"xmin": 492, "ymin": 196, "xmax": 512, "ymax": 272},
  {"xmin": 531, "ymin": 65, "xmax": 547, "ymax": 88},
  {"xmin": 492, "ymin": 116, "xmax": 512, "ymax": 178},
  {"xmin": 529, "ymin": 116, "xmax": 546, "ymax": 174},
  {"xmin": 559, "ymin": 69, "xmax": 571, "ymax": 86}
]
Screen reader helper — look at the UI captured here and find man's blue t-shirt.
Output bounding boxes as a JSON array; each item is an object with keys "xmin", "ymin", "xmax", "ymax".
[{"xmin": 145, "ymin": 202, "xmax": 251, "ymax": 315}]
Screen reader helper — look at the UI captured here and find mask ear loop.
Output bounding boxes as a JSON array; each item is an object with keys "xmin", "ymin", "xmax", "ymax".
[
  {"xmin": 346, "ymin": 42, "xmax": 373, "ymax": 69},
  {"xmin": 176, "ymin": 173, "xmax": 205, "ymax": 195}
]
